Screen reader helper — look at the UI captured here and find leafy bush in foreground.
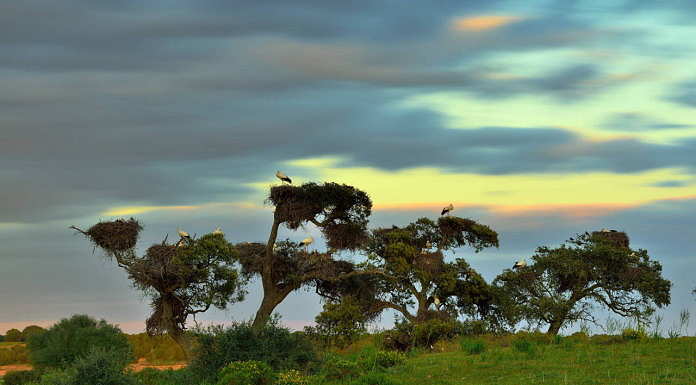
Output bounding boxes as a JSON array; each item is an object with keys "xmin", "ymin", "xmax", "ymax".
[
  {"xmin": 133, "ymin": 368, "xmax": 200, "ymax": 385},
  {"xmin": 189, "ymin": 318, "xmax": 316, "ymax": 383},
  {"xmin": 274, "ymin": 370, "xmax": 310, "ymax": 385},
  {"xmin": 2, "ymin": 370, "xmax": 41, "ymax": 385},
  {"xmin": 216, "ymin": 361, "xmax": 274, "ymax": 385},
  {"xmin": 27, "ymin": 315, "xmax": 132, "ymax": 370}
]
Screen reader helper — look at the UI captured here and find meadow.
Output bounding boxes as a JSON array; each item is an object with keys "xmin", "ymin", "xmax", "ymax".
[{"xmin": 1, "ymin": 326, "xmax": 695, "ymax": 385}]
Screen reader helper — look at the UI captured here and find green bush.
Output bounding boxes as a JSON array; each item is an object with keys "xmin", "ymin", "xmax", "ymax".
[
  {"xmin": 69, "ymin": 348, "xmax": 135, "ymax": 385},
  {"xmin": 216, "ymin": 361, "xmax": 274, "ymax": 385},
  {"xmin": 0, "ymin": 345, "xmax": 29, "ymax": 365},
  {"xmin": 189, "ymin": 318, "xmax": 317, "ymax": 383},
  {"xmin": 274, "ymin": 370, "xmax": 310, "ymax": 385},
  {"xmin": 21, "ymin": 326, "xmax": 46, "ymax": 343},
  {"xmin": 5, "ymin": 329, "xmax": 23, "ymax": 343},
  {"xmin": 459, "ymin": 320, "xmax": 490, "ymax": 336},
  {"xmin": 29, "ymin": 369, "xmax": 73, "ymax": 385},
  {"xmin": 621, "ymin": 328, "xmax": 647, "ymax": 341},
  {"xmin": 27, "ymin": 315, "xmax": 132, "ymax": 370},
  {"xmin": 133, "ymin": 368, "xmax": 200, "ymax": 385},
  {"xmin": 356, "ymin": 349, "xmax": 405, "ymax": 371},
  {"xmin": 320, "ymin": 355, "xmax": 361, "ymax": 381},
  {"xmin": 2, "ymin": 370, "xmax": 41, "ymax": 385},
  {"xmin": 460, "ymin": 338, "xmax": 486, "ymax": 355},
  {"xmin": 381, "ymin": 318, "xmax": 461, "ymax": 351},
  {"xmin": 512, "ymin": 337, "xmax": 536, "ymax": 355},
  {"xmin": 127, "ymin": 334, "xmax": 186, "ymax": 363}
]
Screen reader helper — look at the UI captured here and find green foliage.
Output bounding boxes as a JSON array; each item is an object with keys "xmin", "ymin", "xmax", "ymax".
[
  {"xmin": 189, "ymin": 318, "xmax": 317, "ymax": 383},
  {"xmin": 309, "ymin": 296, "xmax": 368, "ymax": 348},
  {"xmin": 356, "ymin": 349, "xmax": 406, "ymax": 370},
  {"xmin": 21, "ymin": 326, "xmax": 45, "ymax": 342},
  {"xmin": 69, "ymin": 348, "xmax": 135, "ymax": 385},
  {"xmin": 512, "ymin": 337, "xmax": 536, "ymax": 356},
  {"xmin": 493, "ymin": 232, "xmax": 671, "ymax": 334},
  {"xmin": 27, "ymin": 314, "xmax": 132, "ymax": 370},
  {"xmin": 273, "ymin": 370, "xmax": 309, "ymax": 385},
  {"xmin": 0, "ymin": 344, "xmax": 29, "ymax": 365},
  {"xmin": 319, "ymin": 355, "xmax": 361, "ymax": 381},
  {"xmin": 382, "ymin": 318, "xmax": 461, "ymax": 351},
  {"xmin": 29, "ymin": 369, "xmax": 74, "ymax": 385},
  {"xmin": 133, "ymin": 368, "xmax": 199, "ymax": 385},
  {"xmin": 460, "ymin": 338, "xmax": 486, "ymax": 355},
  {"xmin": 2, "ymin": 370, "xmax": 41, "ymax": 385},
  {"xmin": 216, "ymin": 361, "xmax": 274, "ymax": 385},
  {"xmin": 5, "ymin": 329, "xmax": 23, "ymax": 343}
]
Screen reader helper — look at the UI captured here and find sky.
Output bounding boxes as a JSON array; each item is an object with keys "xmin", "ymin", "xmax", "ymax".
[{"xmin": 1, "ymin": 0, "xmax": 695, "ymax": 336}]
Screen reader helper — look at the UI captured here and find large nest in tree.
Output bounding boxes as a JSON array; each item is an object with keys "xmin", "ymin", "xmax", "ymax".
[
  {"xmin": 415, "ymin": 252, "xmax": 445, "ymax": 275},
  {"xmin": 145, "ymin": 244, "xmax": 178, "ymax": 265},
  {"xmin": 324, "ymin": 222, "xmax": 368, "ymax": 250},
  {"xmin": 85, "ymin": 218, "xmax": 142, "ymax": 253},
  {"xmin": 267, "ymin": 183, "xmax": 372, "ymax": 233},
  {"xmin": 438, "ymin": 216, "xmax": 499, "ymax": 250},
  {"xmin": 591, "ymin": 230, "xmax": 629, "ymax": 248}
]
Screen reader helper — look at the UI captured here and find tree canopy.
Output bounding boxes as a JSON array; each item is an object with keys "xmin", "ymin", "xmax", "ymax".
[
  {"xmin": 72, "ymin": 219, "xmax": 246, "ymax": 355},
  {"xmin": 241, "ymin": 182, "xmax": 373, "ymax": 330},
  {"xmin": 493, "ymin": 231, "xmax": 671, "ymax": 335},
  {"xmin": 342, "ymin": 216, "xmax": 499, "ymax": 324}
]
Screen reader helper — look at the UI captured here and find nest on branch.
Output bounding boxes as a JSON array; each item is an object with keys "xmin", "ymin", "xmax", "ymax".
[{"xmin": 82, "ymin": 218, "xmax": 142, "ymax": 253}]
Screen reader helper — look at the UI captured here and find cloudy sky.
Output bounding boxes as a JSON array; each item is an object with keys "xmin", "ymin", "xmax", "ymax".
[{"xmin": 1, "ymin": 0, "xmax": 695, "ymax": 335}]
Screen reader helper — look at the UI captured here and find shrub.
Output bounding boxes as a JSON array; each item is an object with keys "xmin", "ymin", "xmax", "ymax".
[
  {"xmin": 216, "ymin": 361, "xmax": 274, "ymax": 385},
  {"xmin": 459, "ymin": 320, "xmax": 490, "ymax": 336},
  {"xmin": 0, "ymin": 345, "xmax": 29, "ymax": 365},
  {"xmin": 2, "ymin": 370, "xmax": 41, "ymax": 385},
  {"xmin": 22, "ymin": 326, "xmax": 46, "ymax": 342},
  {"xmin": 512, "ymin": 337, "xmax": 536, "ymax": 355},
  {"xmin": 460, "ymin": 338, "xmax": 486, "ymax": 355},
  {"xmin": 27, "ymin": 314, "xmax": 132, "ymax": 370},
  {"xmin": 381, "ymin": 318, "xmax": 461, "ymax": 351},
  {"xmin": 133, "ymin": 368, "xmax": 200, "ymax": 385},
  {"xmin": 5, "ymin": 329, "xmax": 23, "ymax": 342},
  {"xmin": 621, "ymin": 328, "xmax": 647, "ymax": 341},
  {"xmin": 31, "ymin": 369, "xmax": 74, "ymax": 385},
  {"xmin": 357, "ymin": 349, "xmax": 405, "ymax": 370},
  {"xmin": 69, "ymin": 348, "xmax": 135, "ymax": 385},
  {"xmin": 320, "ymin": 356, "xmax": 361, "ymax": 381},
  {"xmin": 274, "ymin": 370, "xmax": 310, "ymax": 385},
  {"xmin": 127, "ymin": 334, "xmax": 186, "ymax": 363},
  {"xmin": 189, "ymin": 318, "xmax": 317, "ymax": 383}
]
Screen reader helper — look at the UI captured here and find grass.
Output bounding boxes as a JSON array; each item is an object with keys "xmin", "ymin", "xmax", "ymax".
[{"xmin": 314, "ymin": 334, "xmax": 696, "ymax": 385}]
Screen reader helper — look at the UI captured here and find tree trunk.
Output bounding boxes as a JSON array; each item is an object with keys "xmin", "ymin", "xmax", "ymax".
[
  {"xmin": 252, "ymin": 286, "xmax": 293, "ymax": 331},
  {"xmin": 547, "ymin": 319, "xmax": 564, "ymax": 335},
  {"xmin": 160, "ymin": 298, "xmax": 193, "ymax": 360},
  {"xmin": 169, "ymin": 331, "xmax": 194, "ymax": 361}
]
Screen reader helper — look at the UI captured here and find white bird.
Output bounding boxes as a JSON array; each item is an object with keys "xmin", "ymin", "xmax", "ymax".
[
  {"xmin": 425, "ymin": 241, "xmax": 432, "ymax": 249},
  {"xmin": 434, "ymin": 296, "xmax": 441, "ymax": 306},
  {"xmin": 441, "ymin": 203, "xmax": 454, "ymax": 216},
  {"xmin": 212, "ymin": 227, "xmax": 224, "ymax": 236},
  {"xmin": 276, "ymin": 170, "xmax": 292, "ymax": 184},
  {"xmin": 512, "ymin": 259, "xmax": 527, "ymax": 269},
  {"xmin": 177, "ymin": 228, "xmax": 190, "ymax": 239},
  {"xmin": 600, "ymin": 228, "xmax": 610, "ymax": 232},
  {"xmin": 300, "ymin": 236, "xmax": 314, "ymax": 247}
]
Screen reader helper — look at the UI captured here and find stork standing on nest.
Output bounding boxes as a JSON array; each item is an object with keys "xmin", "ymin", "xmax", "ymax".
[
  {"xmin": 212, "ymin": 227, "xmax": 224, "ymax": 236},
  {"xmin": 176, "ymin": 228, "xmax": 191, "ymax": 247},
  {"xmin": 512, "ymin": 258, "xmax": 527, "ymax": 269},
  {"xmin": 441, "ymin": 203, "xmax": 454, "ymax": 216},
  {"xmin": 276, "ymin": 170, "xmax": 292, "ymax": 184}
]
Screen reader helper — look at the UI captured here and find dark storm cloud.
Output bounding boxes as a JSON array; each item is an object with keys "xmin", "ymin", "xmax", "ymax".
[
  {"xmin": 602, "ymin": 113, "xmax": 694, "ymax": 131},
  {"xmin": 666, "ymin": 80, "xmax": 696, "ymax": 108}
]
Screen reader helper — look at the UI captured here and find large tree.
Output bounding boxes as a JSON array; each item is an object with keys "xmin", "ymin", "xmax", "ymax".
[
  {"xmin": 236, "ymin": 182, "xmax": 372, "ymax": 330},
  {"xmin": 71, "ymin": 219, "xmax": 246, "ymax": 356},
  {"xmin": 493, "ymin": 231, "xmax": 671, "ymax": 335},
  {"xmin": 352, "ymin": 216, "xmax": 499, "ymax": 323}
]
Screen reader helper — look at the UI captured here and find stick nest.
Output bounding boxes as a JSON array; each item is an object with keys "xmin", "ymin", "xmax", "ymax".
[
  {"xmin": 85, "ymin": 218, "xmax": 142, "ymax": 253},
  {"xmin": 591, "ymin": 230, "xmax": 630, "ymax": 248}
]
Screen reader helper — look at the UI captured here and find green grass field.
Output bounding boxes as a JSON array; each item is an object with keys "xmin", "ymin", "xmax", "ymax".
[{"xmin": 313, "ymin": 334, "xmax": 696, "ymax": 385}]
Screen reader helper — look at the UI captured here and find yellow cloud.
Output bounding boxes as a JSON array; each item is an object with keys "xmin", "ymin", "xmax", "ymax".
[
  {"xmin": 251, "ymin": 157, "xmax": 696, "ymax": 218},
  {"xmin": 451, "ymin": 15, "xmax": 522, "ymax": 31},
  {"xmin": 102, "ymin": 205, "xmax": 199, "ymax": 216}
]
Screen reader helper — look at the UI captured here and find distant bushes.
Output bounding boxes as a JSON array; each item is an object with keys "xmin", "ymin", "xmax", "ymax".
[
  {"xmin": 382, "ymin": 318, "xmax": 462, "ymax": 351},
  {"xmin": 0, "ymin": 344, "xmax": 29, "ymax": 365},
  {"xmin": 127, "ymin": 334, "xmax": 186, "ymax": 363},
  {"xmin": 188, "ymin": 317, "xmax": 317, "ymax": 383},
  {"xmin": 27, "ymin": 314, "xmax": 132, "ymax": 370}
]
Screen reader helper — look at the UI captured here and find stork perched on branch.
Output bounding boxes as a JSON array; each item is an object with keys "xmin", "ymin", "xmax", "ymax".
[
  {"xmin": 441, "ymin": 203, "xmax": 454, "ymax": 216},
  {"xmin": 512, "ymin": 258, "xmax": 527, "ymax": 269},
  {"xmin": 276, "ymin": 170, "xmax": 292, "ymax": 184}
]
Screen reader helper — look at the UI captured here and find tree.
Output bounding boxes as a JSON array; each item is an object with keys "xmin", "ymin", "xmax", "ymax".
[
  {"xmin": 353, "ymin": 216, "xmax": 499, "ymax": 323},
  {"xmin": 236, "ymin": 182, "xmax": 372, "ymax": 330},
  {"xmin": 21, "ymin": 325, "xmax": 45, "ymax": 342},
  {"xmin": 71, "ymin": 219, "xmax": 246, "ymax": 357},
  {"xmin": 493, "ymin": 231, "xmax": 671, "ymax": 335},
  {"xmin": 5, "ymin": 328, "xmax": 22, "ymax": 342}
]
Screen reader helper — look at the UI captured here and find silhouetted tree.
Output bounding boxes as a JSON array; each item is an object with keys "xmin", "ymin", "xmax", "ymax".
[
  {"xmin": 349, "ymin": 216, "xmax": 499, "ymax": 323},
  {"xmin": 71, "ymin": 219, "xmax": 246, "ymax": 357},
  {"xmin": 4, "ymin": 328, "xmax": 22, "ymax": 342},
  {"xmin": 236, "ymin": 182, "xmax": 372, "ymax": 330},
  {"xmin": 493, "ymin": 231, "xmax": 671, "ymax": 335},
  {"xmin": 21, "ymin": 325, "xmax": 45, "ymax": 341}
]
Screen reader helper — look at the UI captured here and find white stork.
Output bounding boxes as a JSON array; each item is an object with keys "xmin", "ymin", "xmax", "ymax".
[
  {"xmin": 441, "ymin": 203, "xmax": 454, "ymax": 216},
  {"xmin": 434, "ymin": 296, "xmax": 441, "ymax": 307},
  {"xmin": 276, "ymin": 170, "xmax": 292, "ymax": 184},
  {"xmin": 512, "ymin": 258, "xmax": 527, "ymax": 269},
  {"xmin": 177, "ymin": 228, "xmax": 190, "ymax": 239},
  {"xmin": 300, "ymin": 236, "xmax": 314, "ymax": 247},
  {"xmin": 212, "ymin": 227, "xmax": 224, "ymax": 236}
]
